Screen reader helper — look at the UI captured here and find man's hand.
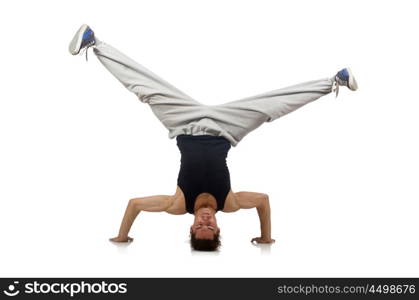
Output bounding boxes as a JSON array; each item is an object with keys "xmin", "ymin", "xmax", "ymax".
[
  {"xmin": 251, "ymin": 237, "xmax": 275, "ymax": 244},
  {"xmin": 109, "ymin": 236, "xmax": 134, "ymax": 243}
]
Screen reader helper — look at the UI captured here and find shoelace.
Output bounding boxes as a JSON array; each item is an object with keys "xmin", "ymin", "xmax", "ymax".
[
  {"xmin": 332, "ymin": 76, "xmax": 340, "ymax": 98},
  {"xmin": 79, "ymin": 41, "xmax": 95, "ymax": 61}
]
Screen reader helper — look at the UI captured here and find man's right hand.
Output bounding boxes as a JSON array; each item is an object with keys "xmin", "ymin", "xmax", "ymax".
[
  {"xmin": 251, "ymin": 237, "xmax": 275, "ymax": 244},
  {"xmin": 109, "ymin": 236, "xmax": 134, "ymax": 243}
]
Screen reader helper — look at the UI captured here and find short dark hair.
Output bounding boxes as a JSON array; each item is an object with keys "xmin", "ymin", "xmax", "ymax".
[{"xmin": 190, "ymin": 232, "xmax": 221, "ymax": 251}]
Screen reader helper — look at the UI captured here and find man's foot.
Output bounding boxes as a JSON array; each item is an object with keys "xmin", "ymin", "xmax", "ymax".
[
  {"xmin": 68, "ymin": 24, "xmax": 95, "ymax": 56},
  {"xmin": 336, "ymin": 68, "xmax": 358, "ymax": 91},
  {"xmin": 333, "ymin": 68, "xmax": 358, "ymax": 97}
]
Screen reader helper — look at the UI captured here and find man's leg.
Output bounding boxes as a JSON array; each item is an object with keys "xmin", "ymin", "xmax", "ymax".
[
  {"xmin": 68, "ymin": 24, "xmax": 222, "ymax": 138},
  {"xmin": 93, "ymin": 40, "xmax": 220, "ymax": 135},
  {"xmin": 207, "ymin": 77, "xmax": 335, "ymax": 146},
  {"xmin": 69, "ymin": 24, "xmax": 241, "ymax": 140}
]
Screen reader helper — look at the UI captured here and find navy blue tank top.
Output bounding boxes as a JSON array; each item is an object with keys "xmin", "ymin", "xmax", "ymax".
[{"xmin": 176, "ymin": 135, "xmax": 232, "ymax": 214}]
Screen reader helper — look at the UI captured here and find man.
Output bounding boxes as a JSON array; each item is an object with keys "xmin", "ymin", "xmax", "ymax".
[{"xmin": 69, "ymin": 24, "xmax": 357, "ymax": 251}]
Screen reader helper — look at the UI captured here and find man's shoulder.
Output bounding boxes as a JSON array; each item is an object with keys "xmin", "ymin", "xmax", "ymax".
[
  {"xmin": 165, "ymin": 186, "xmax": 187, "ymax": 215},
  {"xmin": 221, "ymin": 190, "xmax": 240, "ymax": 213}
]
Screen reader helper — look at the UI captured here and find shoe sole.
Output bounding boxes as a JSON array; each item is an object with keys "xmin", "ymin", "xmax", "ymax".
[
  {"xmin": 68, "ymin": 24, "xmax": 89, "ymax": 55},
  {"xmin": 346, "ymin": 67, "xmax": 358, "ymax": 91}
]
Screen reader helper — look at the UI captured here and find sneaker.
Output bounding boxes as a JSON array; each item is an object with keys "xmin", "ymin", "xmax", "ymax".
[
  {"xmin": 68, "ymin": 24, "xmax": 95, "ymax": 59},
  {"xmin": 333, "ymin": 67, "xmax": 358, "ymax": 97}
]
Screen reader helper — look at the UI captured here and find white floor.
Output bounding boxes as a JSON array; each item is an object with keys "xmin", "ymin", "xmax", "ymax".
[{"xmin": 1, "ymin": 0, "xmax": 419, "ymax": 277}]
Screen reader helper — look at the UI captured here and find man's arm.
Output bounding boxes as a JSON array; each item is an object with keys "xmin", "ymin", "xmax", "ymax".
[
  {"xmin": 110, "ymin": 194, "xmax": 173, "ymax": 243},
  {"xmin": 253, "ymin": 195, "xmax": 275, "ymax": 244},
  {"xmin": 234, "ymin": 191, "xmax": 275, "ymax": 244}
]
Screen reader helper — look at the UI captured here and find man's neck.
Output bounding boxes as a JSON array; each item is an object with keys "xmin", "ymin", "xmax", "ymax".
[{"xmin": 193, "ymin": 193, "xmax": 218, "ymax": 212}]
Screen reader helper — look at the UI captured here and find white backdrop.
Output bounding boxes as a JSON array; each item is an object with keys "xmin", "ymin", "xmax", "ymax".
[{"xmin": 0, "ymin": 0, "xmax": 418, "ymax": 277}]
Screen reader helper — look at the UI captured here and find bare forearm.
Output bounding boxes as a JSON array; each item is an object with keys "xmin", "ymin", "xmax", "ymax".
[
  {"xmin": 117, "ymin": 201, "xmax": 140, "ymax": 238},
  {"xmin": 257, "ymin": 200, "xmax": 271, "ymax": 239}
]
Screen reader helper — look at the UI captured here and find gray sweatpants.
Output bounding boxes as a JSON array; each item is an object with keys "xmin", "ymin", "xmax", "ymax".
[{"xmin": 92, "ymin": 41, "xmax": 334, "ymax": 147}]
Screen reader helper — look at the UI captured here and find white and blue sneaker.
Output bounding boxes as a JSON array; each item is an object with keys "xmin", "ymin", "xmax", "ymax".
[
  {"xmin": 68, "ymin": 24, "xmax": 96, "ymax": 60},
  {"xmin": 333, "ymin": 67, "xmax": 358, "ymax": 97}
]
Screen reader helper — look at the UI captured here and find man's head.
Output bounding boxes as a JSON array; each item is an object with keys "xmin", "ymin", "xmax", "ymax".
[{"xmin": 190, "ymin": 207, "xmax": 221, "ymax": 251}]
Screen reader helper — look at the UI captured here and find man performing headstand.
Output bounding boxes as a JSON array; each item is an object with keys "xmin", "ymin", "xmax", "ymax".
[{"xmin": 69, "ymin": 24, "xmax": 358, "ymax": 251}]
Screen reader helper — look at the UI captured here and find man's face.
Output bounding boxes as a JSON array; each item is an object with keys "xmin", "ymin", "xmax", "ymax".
[{"xmin": 190, "ymin": 207, "xmax": 220, "ymax": 239}]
